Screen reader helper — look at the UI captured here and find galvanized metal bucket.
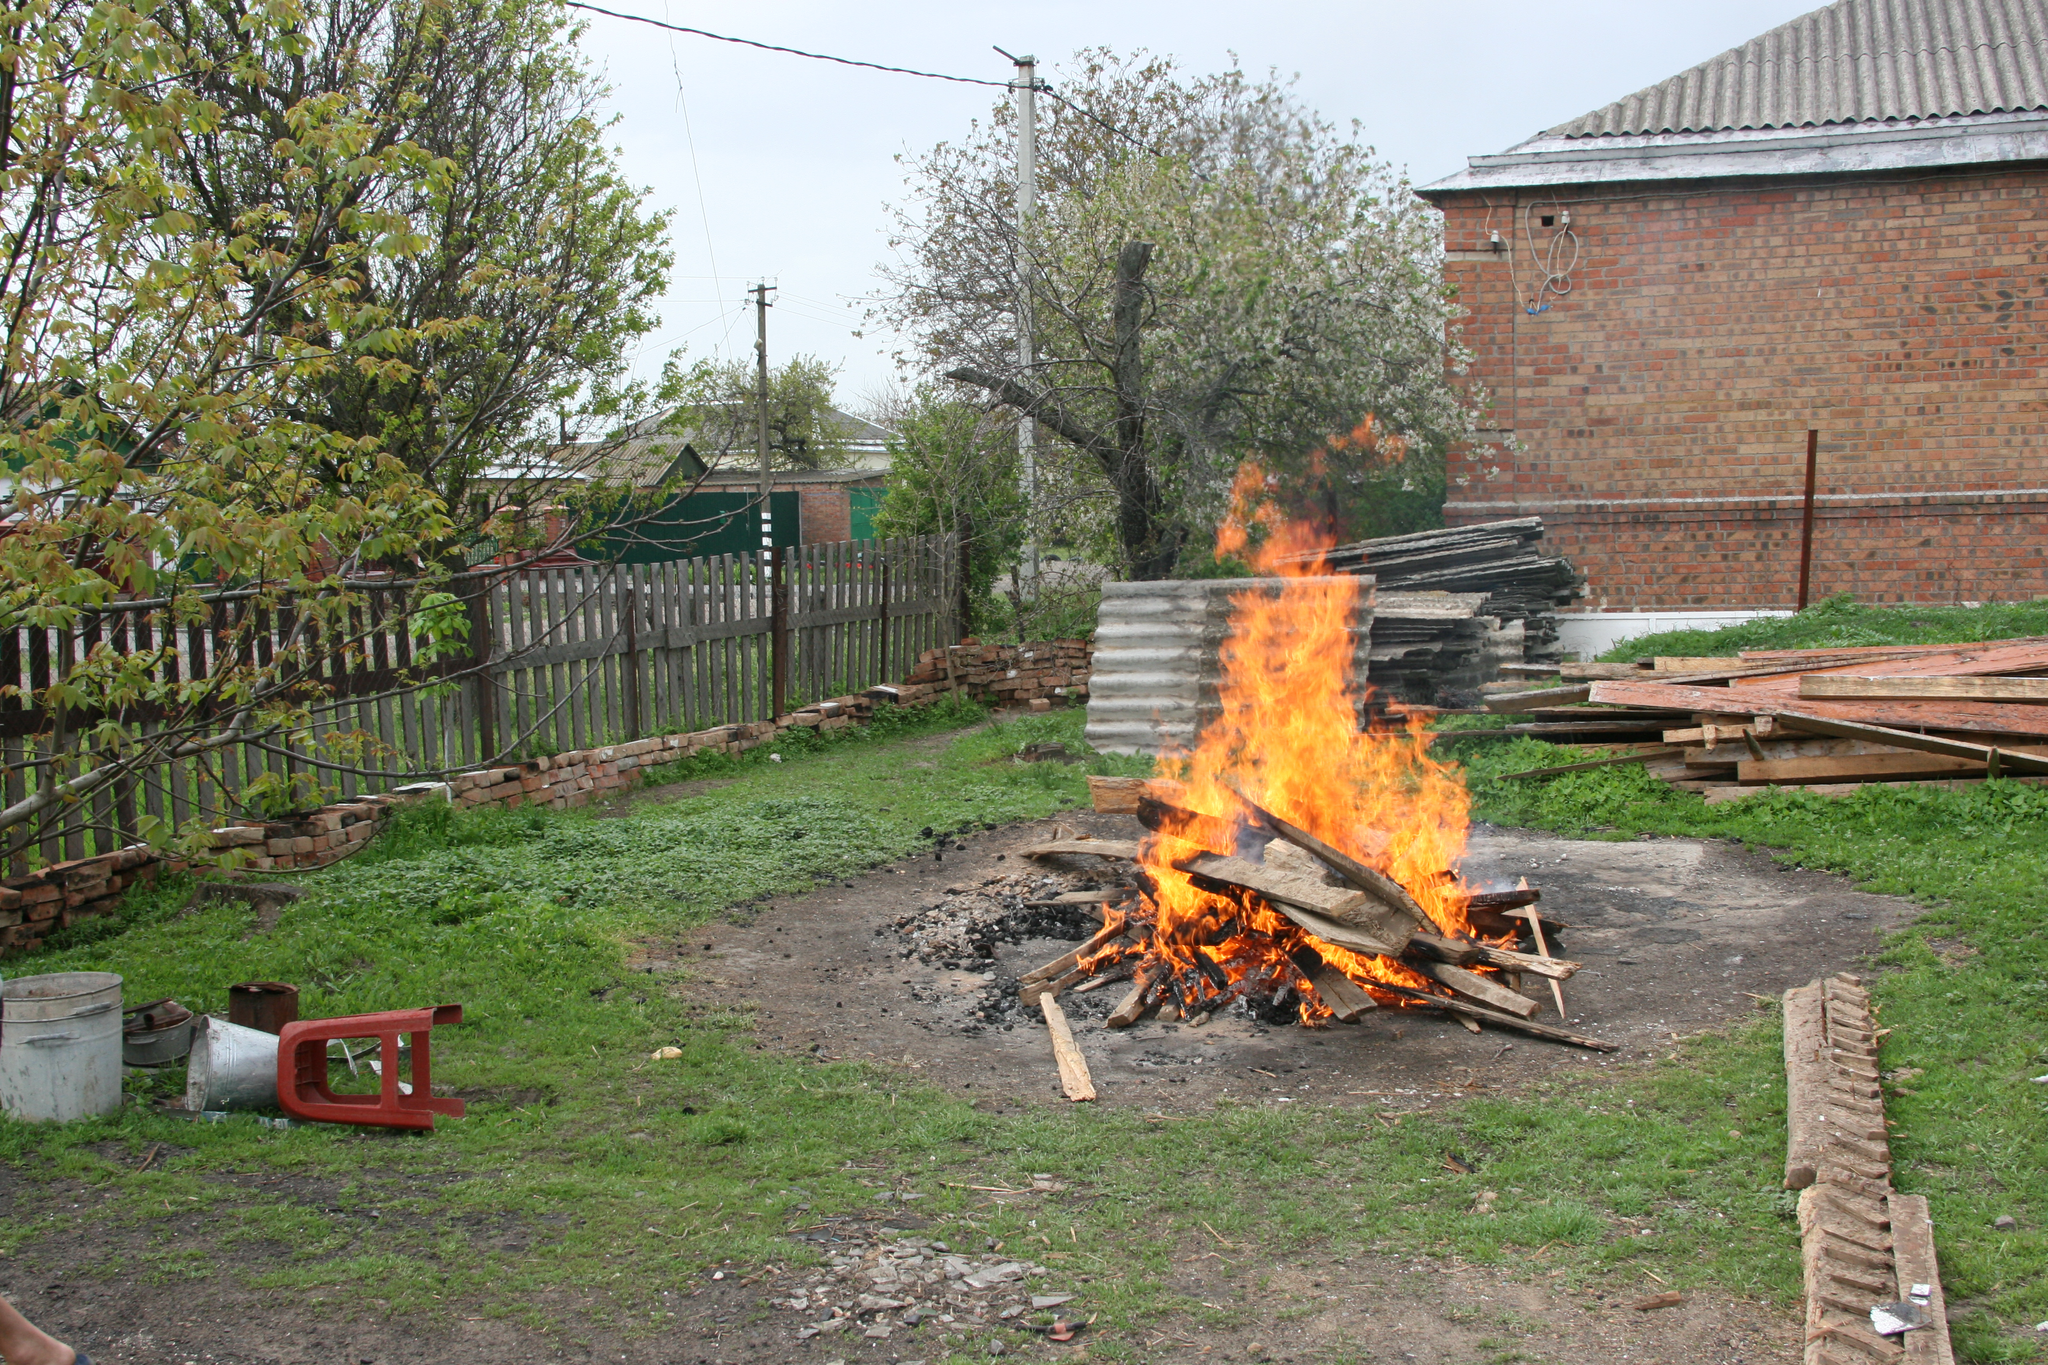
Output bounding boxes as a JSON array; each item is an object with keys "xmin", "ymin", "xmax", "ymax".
[
  {"xmin": 0, "ymin": 971, "xmax": 126, "ymax": 1122},
  {"xmin": 184, "ymin": 1015, "xmax": 280, "ymax": 1112}
]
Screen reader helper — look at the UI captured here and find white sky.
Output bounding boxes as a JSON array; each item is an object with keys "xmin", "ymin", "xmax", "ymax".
[{"xmin": 579, "ymin": 0, "xmax": 1820, "ymax": 409}]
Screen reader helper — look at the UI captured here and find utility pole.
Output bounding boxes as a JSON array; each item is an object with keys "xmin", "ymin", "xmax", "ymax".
[
  {"xmin": 1004, "ymin": 48, "xmax": 1039, "ymax": 596},
  {"xmin": 750, "ymin": 282, "xmax": 776, "ymax": 553}
]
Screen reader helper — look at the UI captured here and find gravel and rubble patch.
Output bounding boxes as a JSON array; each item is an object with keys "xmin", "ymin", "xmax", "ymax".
[{"xmin": 769, "ymin": 1232, "xmax": 1077, "ymax": 1347}]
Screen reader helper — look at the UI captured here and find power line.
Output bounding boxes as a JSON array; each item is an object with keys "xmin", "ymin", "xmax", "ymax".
[
  {"xmin": 565, "ymin": 2, "xmax": 1010, "ymax": 88},
  {"xmin": 565, "ymin": 2, "xmax": 1188, "ymax": 167}
]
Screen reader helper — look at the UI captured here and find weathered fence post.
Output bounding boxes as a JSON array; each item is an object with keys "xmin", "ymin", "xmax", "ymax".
[
  {"xmin": 467, "ymin": 577, "xmax": 496, "ymax": 764},
  {"xmin": 622, "ymin": 574, "xmax": 642, "ymax": 740},
  {"xmin": 877, "ymin": 554, "xmax": 891, "ymax": 687},
  {"xmin": 770, "ymin": 545, "xmax": 788, "ymax": 719}
]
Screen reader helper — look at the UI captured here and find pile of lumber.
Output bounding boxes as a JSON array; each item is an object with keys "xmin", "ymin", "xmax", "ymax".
[
  {"xmin": 1484, "ymin": 637, "xmax": 2048, "ymax": 803},
  {"xmin": 1292, "ymin": 518, "xmax": 1586, "ymax": 662},
  {"xmin": 1011, "ymin": 776, "xmax": 1613, "ymax": 1108},
  {"xmin": 1367, "ymin": 591, "xmax": 1526, "ymax": 706}
]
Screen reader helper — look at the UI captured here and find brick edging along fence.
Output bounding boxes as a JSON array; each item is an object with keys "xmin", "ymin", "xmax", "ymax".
[{"xmin": 0, "ymin": 638, "xmax": 1093, "ymax": 956}]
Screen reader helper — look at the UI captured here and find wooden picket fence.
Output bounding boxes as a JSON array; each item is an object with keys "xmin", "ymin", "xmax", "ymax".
[{"xmin": 0, "ymin": 533, "xmax": 961, "ymax": 872}]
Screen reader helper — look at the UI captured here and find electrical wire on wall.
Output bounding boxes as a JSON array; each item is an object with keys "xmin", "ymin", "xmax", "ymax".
[{"xmin": 1518, "ymin": 195, "xmax": 1579, "ymax": 315}]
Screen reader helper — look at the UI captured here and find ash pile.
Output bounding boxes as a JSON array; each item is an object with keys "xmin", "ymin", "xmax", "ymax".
[{"xmin": 883, "ymin": 871, "xmax": 1133, "ymax": 1036}]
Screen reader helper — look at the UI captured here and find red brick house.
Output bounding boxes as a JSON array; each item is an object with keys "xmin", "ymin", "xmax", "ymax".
[{"xmin": 1418, "ymin": 0, "xmax": 2048, "ymax": 621}]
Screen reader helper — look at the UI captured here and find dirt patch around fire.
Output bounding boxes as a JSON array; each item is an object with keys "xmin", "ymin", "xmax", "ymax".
[{"xmin": 680, "ymin": 810, "xmax": 1915, "ymax": 1112}]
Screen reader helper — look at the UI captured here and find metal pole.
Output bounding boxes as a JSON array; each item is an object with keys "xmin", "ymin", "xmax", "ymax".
[
  {"xmin": 1012, "ymin": 52, "xmax": 1039, "ymax": 598},
  {"xmin": 1796, "ymin": 427, "xmax": 1819, "ymax": 611},
  {"xmin": 751, "ymin": 282, "xmax": 775, "ymax": 554}
]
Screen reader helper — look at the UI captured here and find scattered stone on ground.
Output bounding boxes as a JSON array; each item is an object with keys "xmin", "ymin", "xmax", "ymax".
[{"xmin": 771, "ymin": 1233, "xmax": 1067, "ymax": 1344}]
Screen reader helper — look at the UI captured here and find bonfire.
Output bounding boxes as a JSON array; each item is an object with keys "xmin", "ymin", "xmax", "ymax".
[{"xmin": 1016, "ymin": 475, "xmax": 1613, "ymax": 1099}]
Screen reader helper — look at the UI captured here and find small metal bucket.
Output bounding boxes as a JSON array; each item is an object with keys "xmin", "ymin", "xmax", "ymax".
[{"xmin": 184, "ymin": 1016, "xmax": 280, "ymax": 1112}]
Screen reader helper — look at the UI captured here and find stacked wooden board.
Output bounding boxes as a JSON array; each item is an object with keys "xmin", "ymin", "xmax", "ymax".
[
  {"xmin": 1287, "ymin": 518, "xmax": 1586, "ymax": 666},
  {"xmin": 1485, "ymin": 638, "xmax": 2048, "ymax": 802}
]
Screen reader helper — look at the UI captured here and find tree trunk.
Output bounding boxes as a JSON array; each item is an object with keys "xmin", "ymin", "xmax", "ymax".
[{"xmin": 1110, "ymin": 242, "xmax": 1180, "ymax": 580}]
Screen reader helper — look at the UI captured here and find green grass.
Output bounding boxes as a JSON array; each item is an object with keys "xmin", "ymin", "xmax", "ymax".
[
  {"xmin": 1594, "ymin": 592, "xmax": 2048, "ymax": 662},
  {"xmin": 1434, "ymin": 734, "xmax": 2048, "ymax": 1362},
  {"xmin": 0, "ymin": 683, "xmax": 2041, "ymax": 1360}
]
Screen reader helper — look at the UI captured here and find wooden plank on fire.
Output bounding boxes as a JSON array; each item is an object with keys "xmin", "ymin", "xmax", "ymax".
[
  {"xmin": 1410, "ymin": 960, "xmax": 1542, "ymax": 1018},
  {"xmin": 1020, "ymin": 967, "xmax": 1089, "ymax": 1007},
  {"xmin": 1288, "ymin": 945, "xmax": 1377, "ymax": 1022},
  {"xmin": 1106, "ymin": 964, "xmax": 1165, "ymax": 1029},
  {"xmin": 1269, "ymin": 902, "xmax": 1410, "ymax": 959},
  {"xmin": 1136, "ymin": 795, "xmax": 1250, "ymax": 857},
  {"xmin": 1021, "ymin": 839, "xmax": 1142, "ymax": 860},
  {"xmin": 1086, "ymin": 775, "xmax": 1187, "ymax": 814},
  {"xmin": 1214, "ymin": 777, "xmax": 1429, "ymax": 934},
  {"xmin": 1039, "ymin": 995, "xmax": 1097, "ymax": 1102},
  {"xmin": 1407, "ymin": 934, "xmax": 1580, "ymax": 980},
  {"xmin": 1021, "ymin": 919, "xmax": 1129, "ymax": 986},
  {"xmin": 1373, "ymin": 982, "xmax": 1617, "ymax": 1050}
]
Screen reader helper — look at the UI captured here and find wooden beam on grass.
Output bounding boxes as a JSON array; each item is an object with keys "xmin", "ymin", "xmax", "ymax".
[
  {"xmin": 1483, "ymin": 683, "xmax": 1592, "ymax": 713},
  {"xmin": 1801, "ymin": 674, "xmax": 2048, "ymax": 703},
  {"xmin": 1768, "ymin": 710, "xmax": 2048, "ymax": 776},
  {"xmin": 1494, "ymin": 746, "xmax": 1684, "ymax": 780}
]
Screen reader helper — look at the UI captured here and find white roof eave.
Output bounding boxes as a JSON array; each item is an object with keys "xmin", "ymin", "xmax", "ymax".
[{"xmin": 1419, "ymin": 109, "xmax": 2048, "ymax": 195}]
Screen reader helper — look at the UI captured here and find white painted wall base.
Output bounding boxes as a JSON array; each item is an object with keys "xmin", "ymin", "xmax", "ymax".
[{"xmin": 1555, "ymin": 608, "xmax": 1794, "ymax": 660}]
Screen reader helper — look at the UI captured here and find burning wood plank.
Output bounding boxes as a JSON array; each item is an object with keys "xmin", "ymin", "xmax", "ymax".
[
  {"xmin": 1173, "ymin": 852, "xmax": 1411, "ymax": 958},
  {"xmin": 1216, "ymin": 778, "xmax": 1430, "ymax": 933},
  {"xmin": 1408, "ymin": 934, "xmax": 1580, "ymax": 980},
  {"xmin": 1288, "ymin": 946, "xmax": 1376, "ymax": 1021},
  {"xmin": 1039, "ymin": 996, "xmax": 1096, "ymax": 1102},
  {"xmin": 1409, "ymin": 959, "xmax": 1541, "ymax": 1018},
  {"xmin": 1107, "ymin": 964, "xmax": 1165, "ymax": 1028},
  {"xmin": 1020, "ymin": 919, "xmax": 1130, "ymax": 988}
]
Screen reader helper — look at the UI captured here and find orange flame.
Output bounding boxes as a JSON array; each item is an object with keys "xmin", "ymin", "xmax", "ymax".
[{"xmin": 1132, "ymin": 459, "xmax": 1482, "ymax": 1022}]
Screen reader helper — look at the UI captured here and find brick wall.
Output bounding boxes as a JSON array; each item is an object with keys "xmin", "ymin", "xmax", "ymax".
[
  {"xmin": 0, "ymin": 686, "xmax": 995, "ymax": 957},
  {"xmin": 796, "ymin": 486, "xmax": 851, "ymax": 545},
  {"xmin": 896, "ymin": 639, "xmax": 1094, "ymax": 708},
  {"xmin": 1430, "ymin": 168, "xmax": 2048, "ymax": 608}
]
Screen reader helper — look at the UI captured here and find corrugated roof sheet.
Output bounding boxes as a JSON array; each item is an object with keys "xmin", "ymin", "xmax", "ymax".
[{"xmin": 1551, "ymin": 0, "xmax": 2048, "ymax": 137}]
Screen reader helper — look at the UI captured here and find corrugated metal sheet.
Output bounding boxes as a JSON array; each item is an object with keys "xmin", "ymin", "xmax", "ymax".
[
  {"xmin": 1552, "ymin": 0, "xmax": 2048, "ymax": 138},
  {"xmin": 1084, "ymin": 579, "xmax": 1374, "ymax": 757}
]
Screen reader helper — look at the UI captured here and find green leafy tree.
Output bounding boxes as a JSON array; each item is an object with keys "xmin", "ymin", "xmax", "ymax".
[
  {"xmin": 0, "ymin": 0, "xmax": 591, "ymax": 857},
  {"xmin": 883, "ymin": 50, "xmax": 1476, "ymax": 577},
  {"xmin": 159, "ymin": 0, "xmax": 674, "ymax": 541},
  {"xmin": 870, "ymin": 385, "xmax": 1022, "ymax": 629},
  {"xmin": 661, "ymin": 353, "xmax": 855, "ymax": 473}
]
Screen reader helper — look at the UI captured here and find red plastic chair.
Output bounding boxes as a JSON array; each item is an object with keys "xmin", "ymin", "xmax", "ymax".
[{"xmin": 276, "ymin": 1005, "xmax": 467, "ymax": 1130}]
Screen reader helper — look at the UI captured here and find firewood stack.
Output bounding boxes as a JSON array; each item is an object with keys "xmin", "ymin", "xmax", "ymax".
[
  {"xmin": 1011, "ymin": 778, "xmax": 1615, "ymax": 1073},
  {"xmin": 1485, "ymin": 637, "xmax": 2048, "ymax": 802}
]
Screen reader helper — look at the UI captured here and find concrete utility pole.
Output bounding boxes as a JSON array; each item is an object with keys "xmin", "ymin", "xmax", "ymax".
[
  {"xmin": 1009, "ymin": 50, "xmax": 1039, "ymax": 596},
  {"xmin": 750, "ymin": 282, "xmax": 776, "ymax": 552}
]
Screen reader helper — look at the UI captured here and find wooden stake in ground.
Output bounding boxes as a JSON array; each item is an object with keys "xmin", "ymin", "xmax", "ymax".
[
  {"xmin": 1518, "ymin": 876, "xmax": 1569, "ymax": 1019},
  {"xmin": 1039, "ymin": 995, "xmax": 1096, "ymax": 1102}
]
